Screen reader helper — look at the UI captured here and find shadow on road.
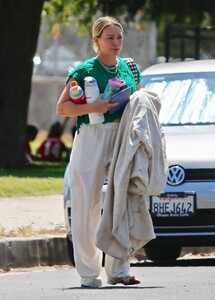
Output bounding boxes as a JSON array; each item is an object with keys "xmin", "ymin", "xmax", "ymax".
[
  {"xmin": 64, "ymin": 285, "xmax": 165, "ymax": 290},
  {"xmin": 131, "ymin": 257, "xmax": 215, "ymax": 267}
]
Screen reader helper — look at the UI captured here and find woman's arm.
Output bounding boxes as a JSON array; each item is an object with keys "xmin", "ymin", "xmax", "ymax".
[{"xmin": 56, "ymin": 77, "xmax": 118, "ymax": 117}]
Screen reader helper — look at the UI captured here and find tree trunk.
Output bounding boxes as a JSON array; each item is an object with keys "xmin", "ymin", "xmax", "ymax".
[{"xmin": 0, "ymin": 0, "xmax": 44, "ymax": 167}]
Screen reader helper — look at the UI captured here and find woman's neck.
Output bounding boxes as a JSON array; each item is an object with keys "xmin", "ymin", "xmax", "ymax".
[{"xmin": 97, "ymin": 55, "xmax": 118, "ymax": 67}]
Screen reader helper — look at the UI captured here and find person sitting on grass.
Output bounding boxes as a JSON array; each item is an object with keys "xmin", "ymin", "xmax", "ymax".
[{"xmin": 37, "ymin": 121, "xmax": 67, "ymax": 162}]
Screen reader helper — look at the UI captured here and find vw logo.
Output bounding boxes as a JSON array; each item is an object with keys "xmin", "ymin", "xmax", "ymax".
[{"xmin": 167, "ymin": 165, "xmax": 185, "ymax": 185}]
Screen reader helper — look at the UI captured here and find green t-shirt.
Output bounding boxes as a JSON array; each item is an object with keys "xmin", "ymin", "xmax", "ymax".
[{"xmin": 66, "ymin": 56, "xmax": 142, "ymax": 131}]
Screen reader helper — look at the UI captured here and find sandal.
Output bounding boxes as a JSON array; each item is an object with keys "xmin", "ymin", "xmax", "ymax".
[
  {"xmin": 120, "ymin": 276, "xmax": 140, "ymax": 285},
  {"xmin": 108, "ymin": 276, "xmax": 140, "ymax": 285}
]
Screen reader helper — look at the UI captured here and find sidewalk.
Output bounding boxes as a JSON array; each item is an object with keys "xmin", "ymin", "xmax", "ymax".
[
  {"xmin": 0, "ymin": 194, "xmax": 71, "ymax": 270},
  {"xmin": 0, "ymin": 194, "xmax": 65, "ymax": 232}
]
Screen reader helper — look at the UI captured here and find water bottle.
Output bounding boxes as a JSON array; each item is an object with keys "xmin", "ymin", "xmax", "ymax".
[
  {"xmin": 102, "ymin": 77, "xmax": 126, "ymax": 100},
  {"xmin": 84, "ymin": 76, "xmax": 105, "ymax": 124},
  {"xmin": 69, "ymin": 81, "xmax": 86, "ymax": 104}
]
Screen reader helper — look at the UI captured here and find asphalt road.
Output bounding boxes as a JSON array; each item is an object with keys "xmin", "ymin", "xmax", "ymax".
[{"xmin": 0, "ymin": 259, "xmax": 215, "ymax": 300}]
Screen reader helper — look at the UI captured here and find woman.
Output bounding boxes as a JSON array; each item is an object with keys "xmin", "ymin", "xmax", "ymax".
[{"xmin": 56, "ymin": 16, "xmax": 142, "ymax": 288}]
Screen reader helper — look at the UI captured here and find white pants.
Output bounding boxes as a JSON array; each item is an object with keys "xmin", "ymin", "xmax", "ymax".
[{"xmin": 69, "ymin": 123, "xmax": 130, "ymax": 285}]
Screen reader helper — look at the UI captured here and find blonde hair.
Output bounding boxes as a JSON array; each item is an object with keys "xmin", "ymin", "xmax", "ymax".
[{"xmin": 92, "ymin": 16, "xmax": 123, "ymax": 53}]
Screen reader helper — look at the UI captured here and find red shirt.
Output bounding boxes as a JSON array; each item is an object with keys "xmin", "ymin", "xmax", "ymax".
[{"xmin": 37, "ymin": 137, "xmax": 66, "ymax": 162}]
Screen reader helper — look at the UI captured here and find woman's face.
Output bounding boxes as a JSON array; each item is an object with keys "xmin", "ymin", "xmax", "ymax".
[{"xmin": 95, "ymin": 24, "xmax": 123, "ymax": 57}]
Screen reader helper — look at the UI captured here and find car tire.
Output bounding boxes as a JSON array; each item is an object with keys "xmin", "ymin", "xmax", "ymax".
[
  {"xmin": 66, "ymin": 235, "xmax": 75, "ymax": 266},
  {"xmin": 144, "ymin": 244, "xmax": 182, "ymax": 262}
]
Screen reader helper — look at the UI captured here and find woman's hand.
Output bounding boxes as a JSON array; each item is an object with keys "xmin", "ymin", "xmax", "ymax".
[
  {"xmin": 136, "ymin": 83, "xmax": 142, "ymax": 90},
  {"xmin": 92, "ymin": 95, "xmax": 119, "ymax": 113}
]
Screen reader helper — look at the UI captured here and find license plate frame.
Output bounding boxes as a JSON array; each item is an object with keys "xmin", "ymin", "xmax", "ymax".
[{"xmin": 150, "ymin": 192, "xmax": 196, "ymax": 217}]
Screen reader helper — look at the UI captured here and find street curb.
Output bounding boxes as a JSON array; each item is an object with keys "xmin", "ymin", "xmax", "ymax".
[
  {"xmin": 0, "ymin": 237, "xmax": 214, "ymax": 270},
  {"xmin": 0, "ymin": 236, "xmax": 71, "ymax": 269}
]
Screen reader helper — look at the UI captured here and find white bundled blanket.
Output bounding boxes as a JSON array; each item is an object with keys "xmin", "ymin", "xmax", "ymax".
[{"xmin": 96, "ymin": 89, "xmax": 168, "ymax": 259}]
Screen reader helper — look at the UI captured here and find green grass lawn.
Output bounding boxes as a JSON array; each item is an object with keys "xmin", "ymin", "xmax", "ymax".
[
  {"xmin": 0, "ymin": 161, "xmax": 68, "ymax": 197},
  {"xmin": 0, "ymin": 131, "xmax": 72, "ymax": 197}
]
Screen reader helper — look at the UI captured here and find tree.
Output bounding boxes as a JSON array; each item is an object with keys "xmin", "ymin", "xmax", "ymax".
[
  {"xmin": 44, "ymin": 0, "xmax": 215, "ymax": 32},
  {"xmin": 1, "ymin": 0, "xmax": 215, "ymax": 167},
  {"xmin": 0, "ymin": 0, "xmax": 44, "ymax": 167}
]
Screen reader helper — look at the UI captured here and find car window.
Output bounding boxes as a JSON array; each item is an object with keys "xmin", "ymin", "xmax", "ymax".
[{"xmin": 141, "ymin": 72, "xmax": 215, "ymax": 125}]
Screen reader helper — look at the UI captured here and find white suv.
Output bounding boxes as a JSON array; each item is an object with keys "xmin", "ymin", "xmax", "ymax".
[{"xmin": 141, "ymin": 59, "xmax": 215, "ymax": 261}]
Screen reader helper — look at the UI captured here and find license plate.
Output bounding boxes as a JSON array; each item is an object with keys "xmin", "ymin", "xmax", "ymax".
[{"xmin": 150, "ymin": 192, "xmax": 196, "ymax": 217}]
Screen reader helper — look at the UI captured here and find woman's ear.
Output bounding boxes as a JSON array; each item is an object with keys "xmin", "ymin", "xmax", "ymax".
[{"xmin": 94, "ymin": 37, "xmax": 99, "ymax": 50}]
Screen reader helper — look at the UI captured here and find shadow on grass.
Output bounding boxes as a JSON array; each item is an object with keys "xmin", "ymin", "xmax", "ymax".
[{"xmin": 0, "ymin": 161, "xmax": 68, "ymax": 178}]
